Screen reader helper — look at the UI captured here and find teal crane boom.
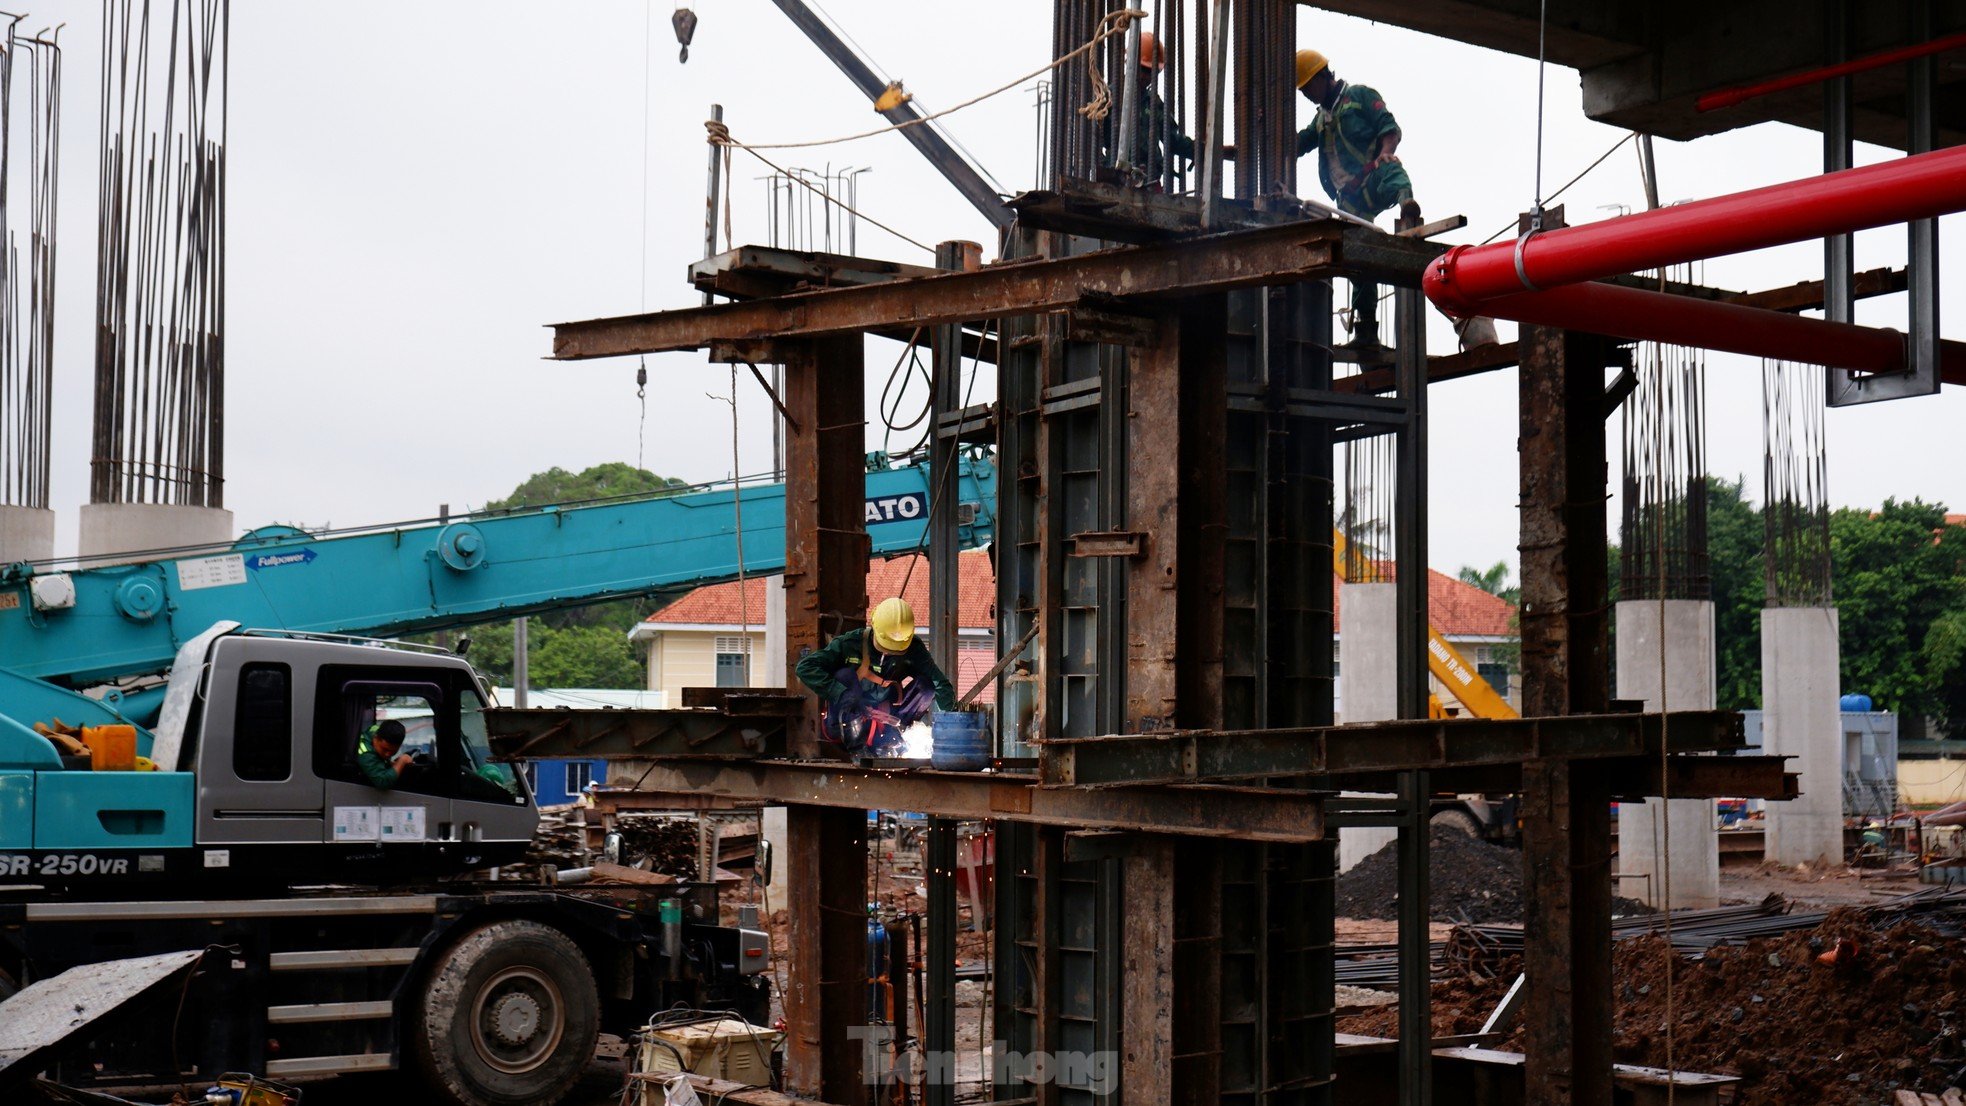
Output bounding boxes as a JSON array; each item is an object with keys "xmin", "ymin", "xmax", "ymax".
[{"xmin": 0, "ymin": 454, "xmax": 994, "ymax": 733}]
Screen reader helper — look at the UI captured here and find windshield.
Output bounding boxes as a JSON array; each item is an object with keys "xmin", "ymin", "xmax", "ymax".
[{"xmin": 458, "ymin": 688, "xmax": 521, "ymax": 801}]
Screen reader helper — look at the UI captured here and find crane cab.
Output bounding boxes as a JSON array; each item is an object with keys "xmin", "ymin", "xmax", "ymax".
[{"xmin": 1, "ymin": 628, "xmax": 535, "ymax": 893}]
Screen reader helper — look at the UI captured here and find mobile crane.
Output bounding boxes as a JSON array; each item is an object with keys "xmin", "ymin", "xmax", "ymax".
[{"xmin": 0, "ymin": 452, "xmax": 995, "ymax": 1106}]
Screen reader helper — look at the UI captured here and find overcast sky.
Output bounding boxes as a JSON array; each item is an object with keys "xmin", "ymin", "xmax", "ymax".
[{"xmin": 19, "ymin": 1, "xmax": 1964, "ymax": 580}]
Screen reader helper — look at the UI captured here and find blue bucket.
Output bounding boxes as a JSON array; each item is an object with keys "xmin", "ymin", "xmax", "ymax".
[{"xmin": 930, "ymin": 710, "xmax": 992, "ymax": 771}]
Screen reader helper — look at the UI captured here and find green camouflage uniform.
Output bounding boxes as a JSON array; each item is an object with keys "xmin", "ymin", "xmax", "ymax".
[{"xmin": 1298, "ymin": 81, "xmax": 1414, "ymax": 345}]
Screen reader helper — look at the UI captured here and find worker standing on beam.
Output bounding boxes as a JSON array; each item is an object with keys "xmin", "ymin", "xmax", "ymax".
[
  {"xmin": 1295, "ymin": 49, "xmax": 1421, "ymax": 351},
  {"xmin": 796, "ymin": 597, "xmax": 956, "ymax": 755},
  {"xmin": 1115, "ymin": 32, "xmax": 1195, "ymax": 187}
]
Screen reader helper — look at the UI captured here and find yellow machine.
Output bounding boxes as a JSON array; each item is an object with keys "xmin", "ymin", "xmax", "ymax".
[{"xmin": 1330, "ymin": 531, "xmax": 1518, "ymax": 721}]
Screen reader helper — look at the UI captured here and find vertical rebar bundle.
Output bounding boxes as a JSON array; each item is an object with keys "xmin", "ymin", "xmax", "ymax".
[
  {"xmin": 91, "ymin": 0, "xmax": 228, "ymax": 508},
  {"xmin": 1761, "ymin": 359, "xmax": 1832, "ymax": 606},
  {"xmin": 1621, "ymin": 283, "xmax": 1710, "ymax": 600},
  {"xmin": 0, "ymin": 25, "xmax": 61, "ymax": 510},
  {"xmin": 760, "ymin": 166, "xmax": 865, "ymax": 254},
  {"xmin": 1341, "ymin": 435, "xmax": 1393, "ymax": 583}
]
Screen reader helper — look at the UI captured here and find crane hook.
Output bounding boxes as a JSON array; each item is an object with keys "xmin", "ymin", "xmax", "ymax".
[{"xmin": 672, "ymin": 7, "xmax": 698, "ymax": 63}]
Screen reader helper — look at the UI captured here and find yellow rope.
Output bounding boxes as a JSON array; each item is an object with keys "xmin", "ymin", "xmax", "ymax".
[{"xmin": 711, "ymin": 9, "xmax": 1145, "ymax": 152}]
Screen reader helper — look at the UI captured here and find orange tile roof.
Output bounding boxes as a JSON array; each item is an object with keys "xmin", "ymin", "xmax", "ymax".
[
  {"xmin": 644, "ymin": 549, "xmax": 996, "ymax": 630},
  {"xmin": 646, "ymin": 551, "xmax": 1514, "ymax": 639},
  {"xmin": 1333, "ymin": 567, "xmax": 1517, "ymax": 638}
]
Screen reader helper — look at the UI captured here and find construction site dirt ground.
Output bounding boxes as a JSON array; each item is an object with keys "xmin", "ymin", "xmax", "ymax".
[{"xmin": 297, "ymin": 845, "xmax": 1928, "ymax": 1106}]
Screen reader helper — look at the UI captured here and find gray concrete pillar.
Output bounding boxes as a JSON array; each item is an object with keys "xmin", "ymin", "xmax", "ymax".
[
  {"xmin": 1615, "ymin": 599, "xmax": 1720, "ymax": 909},
  {"xmin": 1762, "ymin": 607, "xmax": 1843, "ymax": 866},
  {"xmin": 78, "ymin": 503, "xmax": 233, "ymax": 566},
  {"xmin": 0, "ymin": 505, "xmax": 55, "ymax": 563},
  {"xmin": 1337, "ymin": 581, "xmax": 1399, "ymax": 871}
]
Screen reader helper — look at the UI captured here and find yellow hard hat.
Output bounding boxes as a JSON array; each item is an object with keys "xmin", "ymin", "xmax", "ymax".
[
  {"xmin": 870, "ymin": 597, "xmax": 916, "ymax": 654},
  {"xmin": 1295, "ymin": 49, "xmax": 1329, "ymax": 89}
]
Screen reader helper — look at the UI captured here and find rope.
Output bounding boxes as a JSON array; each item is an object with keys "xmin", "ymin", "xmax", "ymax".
[
  {"xmin": 715, "ymin": 9, "xmax": 1145, "ymax": 152},
  {"xmin": 636, "ymin": 0, "xmax": 652, "ymax": 469},
  {"xmin": 1475, "ymin": 132, "xmax": 1634, "ymax": 245},
  {"xmin": 708, "ymin": 117, "xmax": 933, "ymax": 254}
]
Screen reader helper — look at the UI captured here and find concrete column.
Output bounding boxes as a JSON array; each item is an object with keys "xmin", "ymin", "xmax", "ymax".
[
  {"xmin": 1337, "ymin": 581, "xmax": 1399, "ymax": 871},
  {"xmin": 1615, "ymin": 598, "xmax": 1720, "ymax": 909},
  {"xmin": 1763, "ymin": 607, "xmax": 1844, "ymax": 866},
  {"xmin": 0, "ymin": 505, "xmax": 55, "ymax": 563},
  {"xmin": 78, "ymin": 502, "xmax": 233, "ymax": 566}
]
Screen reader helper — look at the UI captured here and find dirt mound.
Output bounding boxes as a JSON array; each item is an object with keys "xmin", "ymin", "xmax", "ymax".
[
  {"xmin": 1570, "ymin": 911, "xmax": 1966, "ymax": 1105},
  {"xmin": 1334, "ymin": 827, "xmax": 1525, "ymax": 923},
  {"xmin": 1335, "ymin": 827, "xmax": 1654, "ymax": 924}
]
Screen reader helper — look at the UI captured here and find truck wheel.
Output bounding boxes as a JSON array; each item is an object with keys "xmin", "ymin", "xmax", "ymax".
[
  {"xmin": 411, "ymin": 920, "xmax": 599, "ymax": 1106},
  {"xmin": 1430, "ymin": 809, "xmax": 1483, "ymax": 837}
]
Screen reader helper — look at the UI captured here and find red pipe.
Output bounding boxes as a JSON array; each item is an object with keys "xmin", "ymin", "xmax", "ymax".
[
  {"xmin": 1698, "ymin": 33, "xmax": 1966, "ymax": 113},
  {"xmin": 1475, "ymin": 281, "xmax": 1966, "ymax": 386},
  {"xmin": 1424, "ymin": 145, "xmax": 1966, "ymax": 316}
]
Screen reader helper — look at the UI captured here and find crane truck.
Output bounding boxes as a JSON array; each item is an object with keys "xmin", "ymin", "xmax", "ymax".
[{"xmin": 0, "ymin": 452, "xmax": 996, "ymax": 1106}]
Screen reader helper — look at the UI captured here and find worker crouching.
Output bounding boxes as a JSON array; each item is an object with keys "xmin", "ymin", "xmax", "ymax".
[{"xmin": 797, "ymin": 597, "xmax": 956, "ymax": 756}]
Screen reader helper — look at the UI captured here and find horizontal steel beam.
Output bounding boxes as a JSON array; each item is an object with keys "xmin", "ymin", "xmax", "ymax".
[
  {"xmin": 486, "ymin": 707, "xmax": 787, "ymax": 761},
  {"xmin": 1328, "ymin": 754, "xmax": 1795, "ymax": 802},
  {"xmin": 602, "ymin": 760, "xmax": 1323, "ymax": 843},
  {"xmin": 1038, "ymin": 711, "xmax": 1745, "ymax": 788},
  {"xmin": 550, "ymin": 220, "xmax": 1399, "ymax": 359}
]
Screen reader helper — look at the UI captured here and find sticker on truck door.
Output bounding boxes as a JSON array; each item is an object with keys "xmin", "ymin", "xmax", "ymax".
[
  {"xmin": 332, "ymin": 806, "xmax": 380, "ymax": 841},
  {"xmin": 380, "ymin": 807, "xmax": 426, "ymax": 842}
]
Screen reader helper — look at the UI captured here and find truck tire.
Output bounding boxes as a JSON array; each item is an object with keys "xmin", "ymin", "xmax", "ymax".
[
  {"xmin": 410, "ymin": 920, "xmax": 599, "ymax": 1106},
  {"xmin": 1430, "ymin": 808, "xmax": 1483, "ymax": 837}
]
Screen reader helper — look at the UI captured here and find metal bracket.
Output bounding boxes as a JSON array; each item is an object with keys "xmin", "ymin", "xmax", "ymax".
[{"xmin": 1069, "ymin": 530, "xmax": 1148, "ymax": 558}]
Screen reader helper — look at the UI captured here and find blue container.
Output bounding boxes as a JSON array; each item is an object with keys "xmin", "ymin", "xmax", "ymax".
[
  {"xmin": 930, "ymin": 710, "xmax": 992, "ymax": 771},
  {"xmin": 1840, "ymin": 692, "xmax": 1874, "ymax": 712}
]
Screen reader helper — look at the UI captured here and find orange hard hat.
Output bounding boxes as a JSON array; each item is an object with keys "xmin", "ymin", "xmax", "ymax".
[{"xmin": 1138, "ymin": 31, "xmax": 1165, "ymax": 70}]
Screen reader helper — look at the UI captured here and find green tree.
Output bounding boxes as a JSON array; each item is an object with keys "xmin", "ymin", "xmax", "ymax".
[
  {"xmin": 1829, "ymin": 499, "xmax": 1966, "ymax": 724},
  {"xmin": 1705, "ymin": 477, "xmax": 1766, "ymax": 712},
  {"xmin": 1456, "ymin": 560, "xmax": 1519, "ymax": 604},
  {"xmin": 413, "ymin": 463, "xmax": 694, "ymax": 690},
  {"xmin": 1926, "ymin": 607, "xmax": 1966, "ymax": 738}
]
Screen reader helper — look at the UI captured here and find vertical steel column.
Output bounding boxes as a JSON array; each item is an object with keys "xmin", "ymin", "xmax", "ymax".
[
  {"xmin": 1126, "ymin": 311, "xmax": 1183, "ymax": 730},
  {"xmin": 781, "ymin": 328, "xmax": 870, "ymax": 1103},
  {"xmin": 1391, "ymin": 209, "xmax": 1432, "ymax": 1106},
  {"xmin": 704, "ymin": 103, "xmax": 723, "ymax": 307},
  {"xmin": 925, "ymin": 818, "xmax": 957, "ymax": 1106},
  {"xmin": 929, "ymin": 241, "xmax": 976, "ymax": 685},
  {"xmin": 1121, "ymin": 841, "xmax": 1177, "ymax": 1093},
  {"xmin": 1516, "ymin": 269, "xmax": 1614, "ymax": 1105},
  {"xmin": 1821, "ymin": 4, "xmax": 1851, "ymax": 327},
  {"xmin": 1906, "ymin": 0, "xmax": 1941, "ymax": 395},
  {"xmin": 782, "ymin": 335, "xmax": 869, "ymax": 754},
  {"xmin": 1520, "ymin": 757, "xmax": 1614, "ymax": 1106},
  {"xmin": 1177, "ymin": 298, "xmax": 1230, "ymax": 730},
  {"xmin": 786, "ymin": 805, "xmax": 870, "ymax": 1105}
]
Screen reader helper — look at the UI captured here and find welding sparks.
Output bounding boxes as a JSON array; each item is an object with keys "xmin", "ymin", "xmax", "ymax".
[{"xmin": 900, "ymin": 721, "xmax": 934, "ymax": 760}]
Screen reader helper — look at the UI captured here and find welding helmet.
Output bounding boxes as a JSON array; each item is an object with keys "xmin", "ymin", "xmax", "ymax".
[{"xmin": 871, "ymin": 597, "xmax": 916, "ymax": 654}]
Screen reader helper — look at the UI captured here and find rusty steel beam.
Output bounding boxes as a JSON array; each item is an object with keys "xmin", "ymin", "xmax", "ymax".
[
  {"xmin": 611, "ymin": 760, "xmax": 1323, "ymax": 843},
  {"xmin": 1328, "ymin": 754, "xmax": 1797, "ymax": 802},
  {"xmin": 785, "ymin": 804, "xmax": 868, "ymax": 1104},
  {"xmin": 782, "ymin": 336, "xmax": 868, "ymax": 756},
  {"xmin": 486, "ymin": 707, "xmax": 787, "ymax": 761},
  {"xmin": 1521, "ymin": 758, "xmax": 1614, "ymax": 1106},
  {"xmin": 546, "ymin": 220, "xmax": 1442, "ymax": 360},
  {"xmin": 1038, "ymin": 710, "xmax": 1743, "ymax": 788},
  {"xmin": 1125, "ymin": 313, "xmax": 1182, "ymax": 730}
]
